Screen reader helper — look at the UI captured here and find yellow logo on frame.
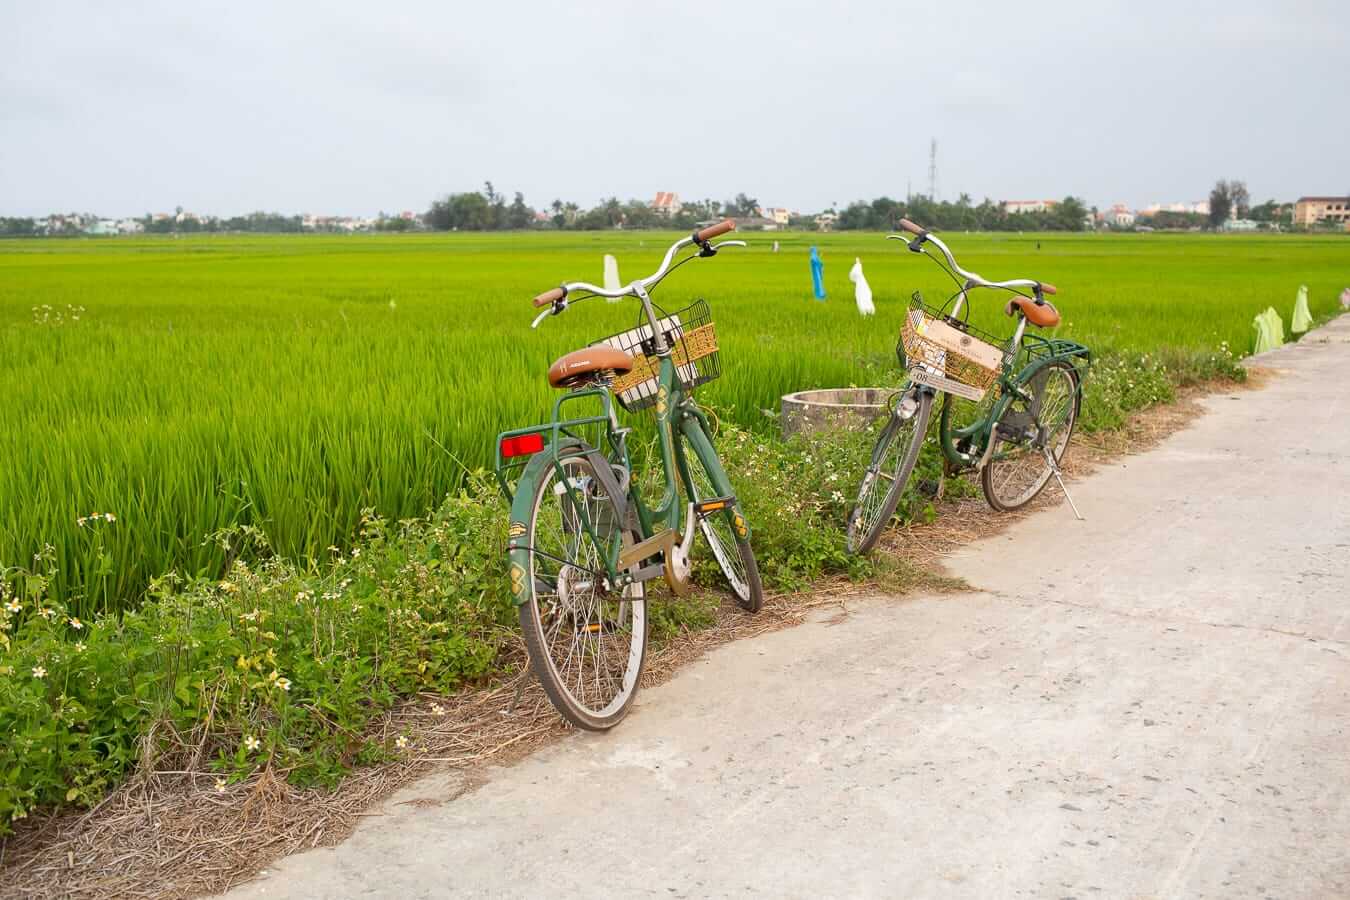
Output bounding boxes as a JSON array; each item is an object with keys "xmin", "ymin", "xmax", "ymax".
[
  {"xmin": 733, "ymin": 512, "xmax": 748, "ymax": 538},
  {"xmin": 655, "ymin": 384, "xmax": 669, "ymax": 416},
  {"xmin": 509, "ymin": 562, "xmax": 526, "ymax": 597}
]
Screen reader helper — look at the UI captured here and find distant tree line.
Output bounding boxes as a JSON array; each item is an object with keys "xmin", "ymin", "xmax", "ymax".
[
  {"xmin": 424, "ymin": 185, "xmax": 764, "ymax": 232},
  {"xmin": 833, "ymin": 194, "xmax": 1092, "ymax": 232},
  {"xmin": 141, "ymin": 211, "xmax": 305, "ymax": 234},
  {"xmin": 0, "ymin": 179, "xmax": 1320, "ymax": 238},
  {"xmin": 0, "ymin": 218, "xmax": 39, "ymax": 237}
]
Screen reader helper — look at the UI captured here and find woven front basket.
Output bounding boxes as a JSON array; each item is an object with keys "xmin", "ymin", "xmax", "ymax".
[
  {"xmin": 899, "ymin": 297, "xmax": 1003, "ymax": 394},
  {"xmin": 610, "ymin": 322, "xmax": 716, "ymax": 394},
  {"xmin": 595, "ymin": 298, "xmax": 721, "ymax": 412}
]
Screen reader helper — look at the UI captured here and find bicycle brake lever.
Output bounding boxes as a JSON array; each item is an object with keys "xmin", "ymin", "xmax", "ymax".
[
  {"xmin": 698, "ymin": 238, "xmax": 747, "ymax": 258},
  {"xmin": 530, "ymin": 298, "xmax": 566, "ymax": 329}
]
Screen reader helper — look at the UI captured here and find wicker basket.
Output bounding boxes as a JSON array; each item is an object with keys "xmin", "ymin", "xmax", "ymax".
[
  {"xmin": 595, "ymin": 299, "xmax": 721, "ymax": 412},
  {"xmin": 898, "ymin": 293, "xmax": 1004, "ymax": 399}
]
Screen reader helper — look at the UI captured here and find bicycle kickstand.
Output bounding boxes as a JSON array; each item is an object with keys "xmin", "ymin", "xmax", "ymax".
[{"xmin": 1043, "ymin": 447, "xmax": 1085, "ymax": 521}]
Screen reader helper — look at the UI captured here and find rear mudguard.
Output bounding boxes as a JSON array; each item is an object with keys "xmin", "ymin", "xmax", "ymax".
[{"xmin": 505, "ymin": 439, "xmax": 626, "ymax": 607}]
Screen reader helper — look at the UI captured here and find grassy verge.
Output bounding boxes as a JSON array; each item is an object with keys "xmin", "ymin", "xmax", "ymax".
[{"xmin": 0, "ymin": 344, "xmax": 1246, "ymax": 832}]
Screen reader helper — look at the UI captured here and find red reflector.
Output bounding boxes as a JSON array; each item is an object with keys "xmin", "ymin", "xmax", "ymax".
[{"xmin": 500, "ymin": 433, "xmax": 545, "ymax": 458}]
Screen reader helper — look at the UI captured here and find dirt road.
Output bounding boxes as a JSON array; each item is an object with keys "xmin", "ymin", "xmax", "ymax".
[{"xmin": 227, "ymin": 316, "xmax": 1350, "ymax": 898}]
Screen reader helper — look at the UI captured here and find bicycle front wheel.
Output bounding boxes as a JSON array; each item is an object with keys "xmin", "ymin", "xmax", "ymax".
[
  {"xmin": 677, "ymin": 420, "xmax": 764, "ymax": 613},
  {"xmin": 847, "ymin": 387, "xmax": 933, "ymax": 555},
  {"xmin": 981, "ymin": 361, "xmax": 1080, "ymax": 511},
  {"xmin": 518, "ymin": 454, "xmax": 647, "ymax": 730}
]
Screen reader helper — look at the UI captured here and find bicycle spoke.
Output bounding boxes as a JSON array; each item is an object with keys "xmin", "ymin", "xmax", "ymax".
[{"xmin": 521, "ymin": 455, "xmax": 646, "ymax": 728}]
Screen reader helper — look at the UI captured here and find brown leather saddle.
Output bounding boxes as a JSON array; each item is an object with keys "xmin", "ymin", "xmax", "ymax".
[{"xmin": 546, "ymin": 346, "xmax": 634, "ymax": 388}]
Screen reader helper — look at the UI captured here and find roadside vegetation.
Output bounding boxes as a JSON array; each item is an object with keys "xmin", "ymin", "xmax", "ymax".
[{"xmin": 0, "ymin": 230, "xmax": 1335, "ymax": 830}]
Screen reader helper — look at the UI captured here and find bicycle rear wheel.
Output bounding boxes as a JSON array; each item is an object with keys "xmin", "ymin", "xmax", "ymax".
[
  {"xmin": 518, "ymin": 454, "xmax": 646, "ymax": 730},
  {"xmin": 981, "ymin": 361, "xmax": 1080, "ymax": 511},
  {"xmin": 847, "ymin": 387, "xmax": 933, "ymax": 555}
]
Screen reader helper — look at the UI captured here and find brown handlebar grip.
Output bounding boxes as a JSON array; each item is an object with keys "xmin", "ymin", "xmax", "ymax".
[
  {"xmin": 1038, "ymin": 282, "xmax": 1058, "ymax": 296},
  {"xmin": 532, "ymin": 287, "xmax": 565, "ymax": 308},
  {"xmin": 898, "ymin": 218, "xmax": 926, "ymax": 236},
  {"xmin": 694, "ymin": 219, "xmax": 736, "ymax": 243}
]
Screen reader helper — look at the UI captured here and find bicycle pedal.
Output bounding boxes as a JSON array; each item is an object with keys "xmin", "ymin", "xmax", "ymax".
[{"xmin": 693, "ymin": 496, "xmax": 736, "ymax": 516}]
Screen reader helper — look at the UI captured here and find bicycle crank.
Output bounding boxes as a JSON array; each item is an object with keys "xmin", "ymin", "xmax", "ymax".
[
  {"xmin": 663, "ymin": 503, "xmax": 698, "ymax": 596},
  {"xmin": 614, "ymin": 503, "xmax": 699, "ymax": 597}
]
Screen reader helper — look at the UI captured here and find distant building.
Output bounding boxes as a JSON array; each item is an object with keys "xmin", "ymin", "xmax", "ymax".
[
  {"xmin": 1002, "ymin": 199, "xmax": 1058, "ymax": 215},
  {"xmin": 730, "ymin": 216, "xmax": 779, "ymax": 231},
  {"xmin": 1141, "ymin": 201, "xmax": 1210, "ymax": 216},
  {"xmin": 1294, "ymin": 196, "xmax": 1350, "ymax": 227},
  {"xmin": 118, "ymin": 218, "xmax": 144, "ymax": 234},
  {"xmin": 1107, "ymin": 203, "xmax": 1136, "ymax": 227},
  {"xmin": 814, "ymin": 212, "xmax": 838, "ymax": 231},
  {"xmin": 1222, "ymin": 218, "xmax": 1259, "ymax": 232},
  {"xmin": 759, "ymin": 206, "xmax": 792, "ymax": 226},
  {"xmin": 650, "ymin": 191, "xmax": 682, "ymax": 217},
  {"xmin": 85, "ymin": 219, "xmax": 119, "ymax": 236}
]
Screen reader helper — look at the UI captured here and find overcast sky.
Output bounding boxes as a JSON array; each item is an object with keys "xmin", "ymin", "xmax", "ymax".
[{"xmin": 3, "ymin": 0, "xmax": 1348, "ymax": 217}]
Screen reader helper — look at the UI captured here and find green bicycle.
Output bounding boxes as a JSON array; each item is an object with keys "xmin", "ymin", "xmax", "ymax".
[
  {"xmin": 494, "ymin": 221, "xmax": 763, "ymax": 730},
  {"xmin": 847, "ymin": 219, "xmax": 1092, "ymax": 555}
]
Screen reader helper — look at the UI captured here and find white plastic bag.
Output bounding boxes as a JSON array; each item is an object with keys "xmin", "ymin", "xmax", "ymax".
[
  {"xmin": 849, "ymin": 257, "xmax": 875, "ymax": 316},
  {"xmin": 603, "ymin": 254, "xmax": 621, "ymax": 302}
]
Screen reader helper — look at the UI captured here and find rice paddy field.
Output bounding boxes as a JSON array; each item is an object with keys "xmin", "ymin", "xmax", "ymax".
[{"xmin": 3, "ymin": 230, "xmax": 1347, "ymax": 613}]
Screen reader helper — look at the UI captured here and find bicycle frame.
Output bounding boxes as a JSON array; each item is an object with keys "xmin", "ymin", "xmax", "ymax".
[
  {"xmin": 925, "ymin": 331, "xmax": 1090, "ymax": 469},
  {"xmin": 892, "ymin": 237, "xmax": 1090, "ymax": 470},
  {"xmin": 494, "ymin": 348, "xmax": 736, "ymax": 606}
]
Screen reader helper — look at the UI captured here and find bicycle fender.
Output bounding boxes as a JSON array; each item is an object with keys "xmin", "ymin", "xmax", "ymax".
[
  {"xmin": 505, "ymin": 439, "xmax": 629, "ymax": 607},
  {"xmin": 1011, "ymin": 350, "xmax": 1089, "ymax": 391}
]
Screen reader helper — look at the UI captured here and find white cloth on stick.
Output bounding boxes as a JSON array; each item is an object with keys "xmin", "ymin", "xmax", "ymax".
[
  {"xmin": 603, "ymin": 254, "xmax": 621, "ymax": 302},
  {"xmin": 849, "ymin": 257, "xmax": 875, "ymax": 316}
]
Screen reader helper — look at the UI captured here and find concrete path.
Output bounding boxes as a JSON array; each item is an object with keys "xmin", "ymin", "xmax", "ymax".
[{"xmin": 228, "ymin": 317, "xmax": 1350, "ymax": 899}]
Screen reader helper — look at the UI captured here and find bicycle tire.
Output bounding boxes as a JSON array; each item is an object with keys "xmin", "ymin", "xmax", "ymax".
[
  {"xmin": 518, "ymin": 453, "xmax": 647, "ymax": 730},
  {"xmin": 847, "ymin": 389, "xmax": 933, "ymax": 555}
]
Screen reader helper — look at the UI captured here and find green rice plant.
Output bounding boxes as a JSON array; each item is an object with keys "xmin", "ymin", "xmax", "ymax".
[{"xmin": 1, "ymin": 231, "xmax": 1345, "ymax": 612}]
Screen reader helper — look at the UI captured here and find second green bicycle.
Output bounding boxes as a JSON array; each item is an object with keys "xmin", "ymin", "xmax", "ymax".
[{"xmin": 847, "ymin": 219, "xmax": 1092, "ymax": 554}]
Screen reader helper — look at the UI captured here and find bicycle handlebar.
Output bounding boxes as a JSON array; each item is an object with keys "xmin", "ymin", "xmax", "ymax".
[
  {"xmin": 887, "ymin": 227, "xmax": 1058, "ymax": 296},
  {"xmin": 694, "ymin": 219, "xmax": 736, "ymax": 243},
  {"xmin": 529, "ymin": 225, "xmax": 745, "ymax": 327},
  {"xmin": 532, "ymin": 287, "xmax": 566, "ymax": 308},
  {"xmin": 897, "ymin": 217, "xmax": 926, "ymax": 236}
]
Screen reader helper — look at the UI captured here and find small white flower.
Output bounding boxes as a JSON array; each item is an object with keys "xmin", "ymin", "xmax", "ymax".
[
  {"xmin": 350, "ymin": 548, "xmax": 361, "ymax": 558},
  {"xmin": 275, "ymin": 678, "xmax": 291, "ymax": 692},
  {"xmin": 431, "ymin": 703, "xmax": 445, "ymax": 716},
  {"xmin": 105, "ymin": 513, "xmax": 116, "ymax": 522},
  {"xmin": 214, "ymin": 777, "xmax": 228, "ymax": 793},
  {"xmin": 32, "ymin": 666, "xmax": 47, "ymax": 679},
  {"xmin": 74, "ymin": 642, "xmax": 87, "ymax": 653},
  {"xmin": 243, "ymin": 735, "xmax": 261, "ymax": 752},
  {"xmin": 4, "ymin": 599, "xmax": 20, "ymax": 614},
  {"xmin": 395, "ymin": 735, "xmax": 409, "ymax": 750},
  {"xmin": 68, "ymin": 617, "xmax": 83, "ymax": 630}
]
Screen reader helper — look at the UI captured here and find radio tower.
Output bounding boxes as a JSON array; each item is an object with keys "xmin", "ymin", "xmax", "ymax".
[{"xmin": 927, "ymin": 138, "xmax": 938, "ymax": 201}]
